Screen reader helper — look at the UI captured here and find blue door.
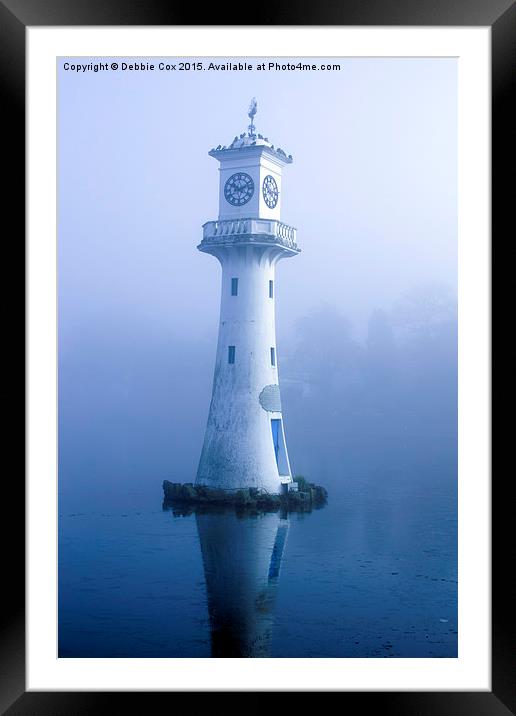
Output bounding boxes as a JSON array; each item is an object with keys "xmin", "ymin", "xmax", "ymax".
[{"xmin": 271, "ymin": 419, "xmax": 281, "ymax": 466}]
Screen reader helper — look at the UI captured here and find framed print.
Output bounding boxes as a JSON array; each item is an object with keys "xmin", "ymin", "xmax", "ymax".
[{"xmin": 3, "ymin": 0, "xmax": 511, "ymax": 712}]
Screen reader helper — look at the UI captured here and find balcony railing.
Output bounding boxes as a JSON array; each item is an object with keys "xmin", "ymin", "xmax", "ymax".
[{"xmin": 200, "ymin": 218, "xmax": 299, "ymax": 252}]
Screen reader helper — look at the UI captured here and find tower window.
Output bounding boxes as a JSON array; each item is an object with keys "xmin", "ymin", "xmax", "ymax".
[
  {"xmin": 270, "ymin": 347, "xmax": 276, "ymax": 366},
  {"xmin": 231, "ymin": 278, "xmax": 238, "ymax": 296},
  {"xmin": 269, "ymin": 280, "xmax": 274, "ymax": 298},
  {"xmin": 228, "ymin": 346, "xmax": 236, "ymax": 364},
  {"xmin": 271, "ymin": 419, "xmax": 281, "ymax": 465}
]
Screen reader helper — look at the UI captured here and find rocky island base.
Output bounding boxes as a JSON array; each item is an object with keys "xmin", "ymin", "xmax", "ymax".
[{"xmin": 163, "ymin": 476, "xmax": 328, "ymax": 513}]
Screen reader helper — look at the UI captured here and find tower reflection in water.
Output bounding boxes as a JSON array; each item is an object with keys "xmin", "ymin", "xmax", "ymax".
[{"xmin": 195, "ymin": 507, "xmax": 289, "ymax": 658}]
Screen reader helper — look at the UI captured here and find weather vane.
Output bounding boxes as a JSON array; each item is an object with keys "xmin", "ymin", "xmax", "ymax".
[{"xmin": 248, "ymin": 97, "xmax": 257, "ymax": 136}]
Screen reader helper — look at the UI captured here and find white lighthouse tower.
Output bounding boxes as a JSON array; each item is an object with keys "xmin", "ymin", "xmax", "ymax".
[{"xmin": 196, "ymin": 99, "xmax": 299, "ymax": 495}]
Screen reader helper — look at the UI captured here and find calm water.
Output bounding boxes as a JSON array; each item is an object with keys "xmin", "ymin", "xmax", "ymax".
[{"xmin": 59, "ymin": 448, "xmax": 457, "ymax": 658}]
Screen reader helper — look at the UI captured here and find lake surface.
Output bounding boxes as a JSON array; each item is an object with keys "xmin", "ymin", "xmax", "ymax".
[{"xmin": 59, "ymin": 447, "xmax": 457, "ymax": 658}]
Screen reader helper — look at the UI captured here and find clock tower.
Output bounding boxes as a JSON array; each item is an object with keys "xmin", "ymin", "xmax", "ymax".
[{"xmin": 196, "ymin": 99, "xmax": 300, "ymax": 495}]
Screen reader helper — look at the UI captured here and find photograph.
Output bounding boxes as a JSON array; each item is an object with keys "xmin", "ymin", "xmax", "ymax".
[
  {"xmin": 2, "ymin": 1, "xmax": 504, "ymax": 706},
  {"xmin": 57, "ymin": 55, "xmax": 458, "ymax": 659},
  {"xmin": 0, "ymin": 0, "xmax": 506, "ymax": 704}
]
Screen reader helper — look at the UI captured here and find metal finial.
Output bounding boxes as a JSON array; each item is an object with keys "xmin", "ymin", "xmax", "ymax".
[{"xmin": 247, "ymin": 97, "xmax": 257, "ymax": 136}]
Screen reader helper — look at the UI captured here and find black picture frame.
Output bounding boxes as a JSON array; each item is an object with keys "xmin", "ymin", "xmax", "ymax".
[{"xmin": 4, "ymin": 0, "xmax": 510, "ymax": 712}]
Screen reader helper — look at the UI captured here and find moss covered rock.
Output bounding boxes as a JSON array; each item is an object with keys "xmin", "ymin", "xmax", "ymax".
[{"xmin": 162, "ymin": 479, "xmax": 327, "ymax": 513}]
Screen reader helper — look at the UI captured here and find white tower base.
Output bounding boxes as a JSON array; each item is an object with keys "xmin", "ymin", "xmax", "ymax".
[{"xmin": 196, "ymin": 223, "xmax": 299, "ymax": 495}]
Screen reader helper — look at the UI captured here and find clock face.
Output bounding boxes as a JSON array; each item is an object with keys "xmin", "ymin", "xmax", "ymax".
[
  {"xmin": 224, "ymin": 172, "xmax": 254, "ymax": 206},
  {"xmin": 262, "ymin": 175, "xmax": 279, "ymax": 209}
]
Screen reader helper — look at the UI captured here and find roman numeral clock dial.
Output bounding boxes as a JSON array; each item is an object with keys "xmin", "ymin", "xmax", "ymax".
[
  {"xmin": 262, "ymin": 174, "xmax": 279, "ymax": 209},
  {"xmin": 224, "ymin": 172, "xmax": 254, "ymax": 206}
]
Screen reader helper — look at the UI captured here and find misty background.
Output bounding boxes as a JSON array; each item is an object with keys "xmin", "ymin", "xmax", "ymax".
[{"xmin": 58, "ymin": 57, "xmax": 457, "ymax": 507}]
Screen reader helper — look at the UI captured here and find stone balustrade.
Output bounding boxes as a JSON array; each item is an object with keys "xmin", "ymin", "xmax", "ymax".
[{"xmin": 200, "ymin": 218, "xmax": 299, "ymax": 252}]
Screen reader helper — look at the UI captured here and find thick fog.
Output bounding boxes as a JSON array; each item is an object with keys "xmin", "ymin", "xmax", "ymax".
[{"xmin": 58, "ymin": 58, "xmax": 457, "ymax": 506}]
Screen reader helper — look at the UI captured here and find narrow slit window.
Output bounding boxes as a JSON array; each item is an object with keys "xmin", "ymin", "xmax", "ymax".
[
  {"xmin": 269, "ymin": 280, "xmax": 274, "ymax": 298},
  {"xmin": 231, "ymin": 278, "xmax": 238, "ymax": 296},
  {"xmin": 270, "ymin": 347, "xmax": 276, "ymax": 366},
  {"xmin": 228, "ymin": 346, "xmax": 236, "ymax": 364}
]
